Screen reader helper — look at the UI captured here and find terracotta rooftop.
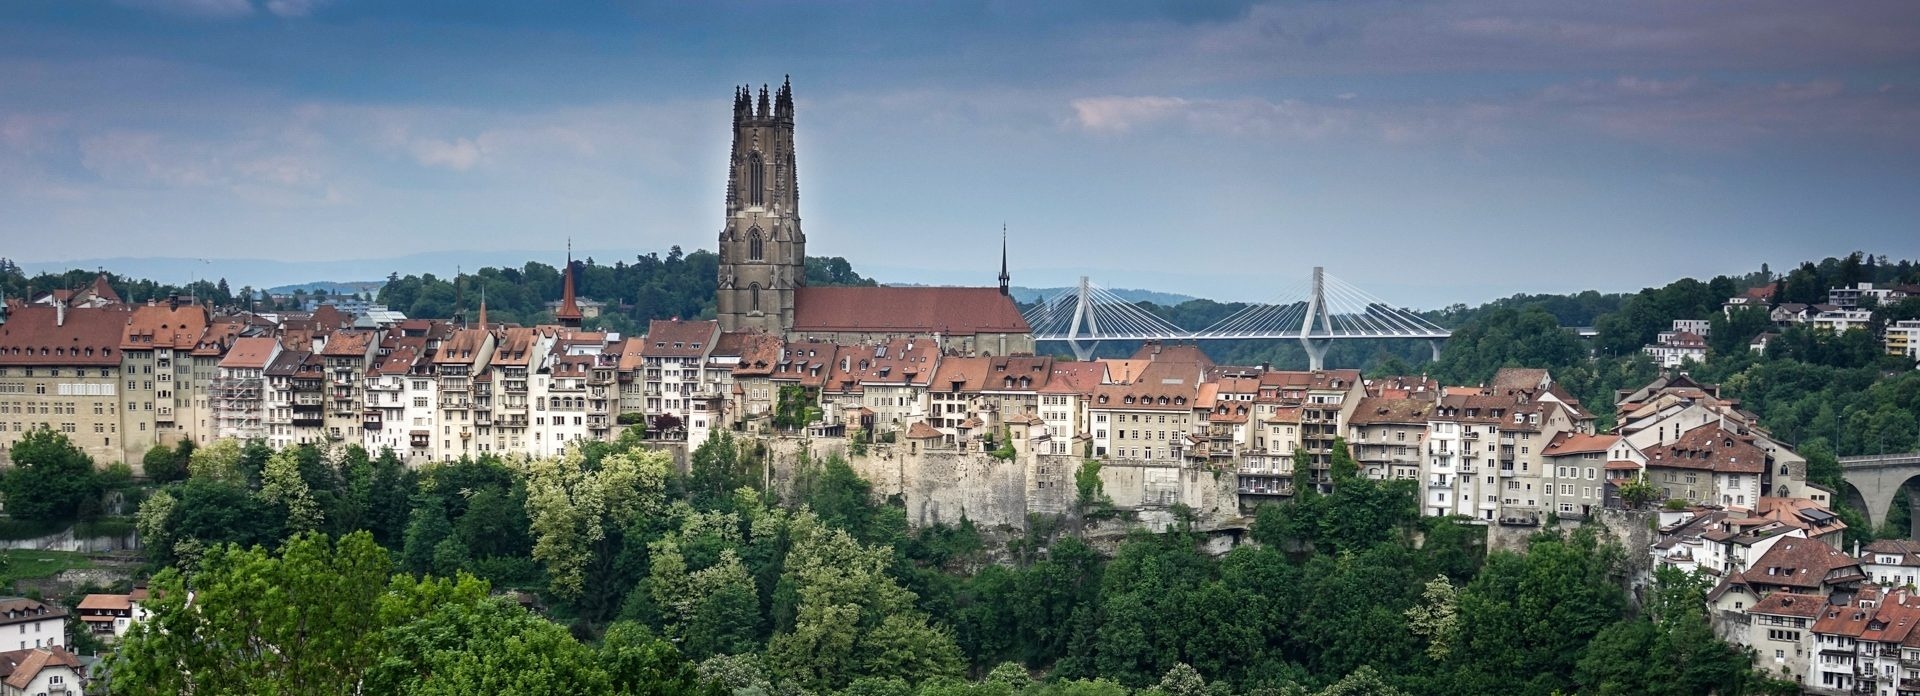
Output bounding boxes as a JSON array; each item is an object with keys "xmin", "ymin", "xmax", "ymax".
[
  {"xmin": 122, "ymin": 302, "xmax": 209, "ymax": 351},
  {"xmin": 640, "ymin": 319, "xmax": 719, "ymax": 359},
  {"xmin": 1092, "ymin": 361, "xmax": 1198, "ymax": 412},
  {"xmin": 791, "ymin": 286, "xmax": 1029, "ymax": 336},
  {"xmin": 0, "ymin": 646, "xmax": 82, "ymax": 691},
  {"xmin": 218, "ymin": 336, "xmax": 280, "ymax": 370},
  {"xmin": 1489, "ymin": 367, "xmax": 1550, "ymax": 391},
  {"xmin": 1039, "ymin": 361, "xmax": 1107, "ymax": 395},
  {"xmin": 76, "ymin": 594, "xmax": 130, "ymax": 611},
  {"xmin": 1543, "ymin": 432, "xmax": 1619, "ymax": 456},
  {"xmin": 435, "ymin": 329, "xmax": 491, "ymax": 365},
  {"xmin": 319, "ymin": 329, "xmax": 377, "ymax": 358},
  {"xmin": 730, "ymin": 332, "xmax": 784, "ymax": 377},
  {"xmin": 1347, "ymin": 396, "xmax": 1435, "ymax": 426},
  {"xmin": 1645, "ymin": 425, "xmax": 1766, "ymax": 474},
  {"xmin": 0, "ymin": 305, "xmax": 132, "ymax": 366}
]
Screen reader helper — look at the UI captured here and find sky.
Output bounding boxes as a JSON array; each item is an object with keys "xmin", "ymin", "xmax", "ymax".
[{"xmin": 3, "ymin": 0, "xmax": 1918, "ymax": 307}]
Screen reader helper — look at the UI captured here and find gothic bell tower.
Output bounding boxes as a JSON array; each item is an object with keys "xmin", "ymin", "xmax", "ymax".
[{"xmin": 716, "ymin": 77, "xmax": 805, "ymax": 333}]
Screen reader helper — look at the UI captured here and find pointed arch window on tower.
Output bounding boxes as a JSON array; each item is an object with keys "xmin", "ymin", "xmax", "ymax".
[
  {"xmin": 748, "ymin": 228, "xmax": 764, "ymax": 262},
  {"xmin": 750, "ymin": 283, "xmax": 762, "ymax": 313},
  {"xmin": 748, "ymin": 152, "xmax": 765, "ymax": 207}
]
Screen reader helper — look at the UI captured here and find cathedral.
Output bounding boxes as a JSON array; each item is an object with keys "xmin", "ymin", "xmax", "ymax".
[{"xmin": 713, "ymin": 79, "xmax": 1033, "ymax": 355}]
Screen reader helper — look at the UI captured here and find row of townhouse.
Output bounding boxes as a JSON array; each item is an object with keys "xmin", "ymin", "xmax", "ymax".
[
  {"xmin": 0, "ymin": 283, "xmax": 295, "ymax": 467},
  {"xmin": 1697, "ymin": 518, "xmax": 1920, "ymax": 694}
]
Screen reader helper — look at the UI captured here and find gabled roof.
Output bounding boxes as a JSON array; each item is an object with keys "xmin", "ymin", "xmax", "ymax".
[
  {"xmin": 0, "ymin": 305, "xmax": 132, "ymax": 366},
  {"xmin": 1039, "ymin": 361, "xmax": 1107, "ymax": 395},
  {"xmin": 76, "ymin": 594, "xmax": 130, "ymax": 611},
  {"xmin": 1347, "ymin": 397, "xmax": 1434, "ymax": 426},
  {"xmin": 1746, "ymin": 537, "xmax": 1865, "ymax": 591},
  {"xmin": 319, "ymin": 329, "xmax": 377, "ymax": 358},
  {"xmin": 791, "ymin": 286, "xmax": 1029, "ymax": 336},
  {"xmin": 1091, "ymin": 361, "xmax": 1197, "ymax": 412},
  {"xmin": 436, "ymin": 329, "xmax": 491, "ymax": 365},
  {"xmin": 491, "ymin": 328, "xmax": 537, "ymax": 367},
  {"xmin": 1644, "ymin": 425, "xmax": 1766, "ymax": 474},
  {"xmin": 730, "ymin": 332, "xmax": 783, "ymax": 377},
  {"xmin": 0, "ymin": 646, "xmax": 82, "ymax": 690},
  {"xmin": 123, "ymin": 302, "xmax": 209, "ymax": 351},
  {"xmin": 1543, "ymin": 432, "xmax": 1618, "ymax": 457},
  {"xmin": 641, "ymin": 319, "xmax": 719, "ymax": 358},
  {"xmin": 218, "ymin": 336, "xmax": 280, "ymax": 369},
  {"xmin": 1489, "ymin": 367, "xmax": 1550, "ymax": 391}
]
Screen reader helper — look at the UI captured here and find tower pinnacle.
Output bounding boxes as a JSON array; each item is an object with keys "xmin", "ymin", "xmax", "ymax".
[
  {"xmin": 998, "ymin": 223, "xmax": 1010, "ymax": 296},
  {"xmin": 557, "ymin": 239, "xmax": 582, "ymax": 328}
]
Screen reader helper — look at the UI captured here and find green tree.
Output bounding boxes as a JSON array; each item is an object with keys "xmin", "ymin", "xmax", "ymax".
[
  {"xmin": 112, "ymin": 532, "xmax": 396, "ymax": 695},
  {"xmin": 141, "ymin": 444, "xmax": 187, "ymax": 483},
  {"xmin": 259, "ymin": 449, "xmax": 323, "ymax": 534},
  {"xmin": 519, "ymin": 446, "xmax": 671, "ymax": 604},
  {"xmin": 1450, "ymin": 529, "xmax": 1627, "ymax": 696},
  {"xmin": 0, "ymin": 427, "xmax": 99, "ymax": 522},
  {"xmin": 599, "ymin": 621, "xmax": 721, "ymax": 696}
]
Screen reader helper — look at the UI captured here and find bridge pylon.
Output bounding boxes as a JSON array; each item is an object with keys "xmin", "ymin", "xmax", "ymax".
[{"xmin": 1300, "ymin": 267, "xmax": 1333, "ymax": 371}]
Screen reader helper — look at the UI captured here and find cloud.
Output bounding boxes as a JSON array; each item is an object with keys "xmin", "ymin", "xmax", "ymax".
[
  {"xmin": 408, "ymin": 137, "xmax": 484, "ymax": 171},
  {"xmin": 1071, "ymin": 74, "xmax": 1920, "ymax": 152},
  {"xmin": 264, "ymin": 0, "xmax": 328, "ymax": 18},
  {"xmin": 113, "ymin": 0, "xmax": 254, "ymax": 19}
]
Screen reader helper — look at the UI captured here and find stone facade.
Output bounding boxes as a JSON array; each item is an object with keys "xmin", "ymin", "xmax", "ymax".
[{"xmin": 715, "ymin": 81, "xmax": 804, "ymax": 335}]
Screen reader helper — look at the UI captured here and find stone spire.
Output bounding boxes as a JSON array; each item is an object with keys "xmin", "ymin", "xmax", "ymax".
[
  {"xmin": 477, "ymin": 284, "xmax": 488, "ymax": 328},
  {"xmin": 998, "ymin": 223, "xmax": 1010, "ymax": 296},
  {"xmin": 557, "ymin": 240, "xmax": 582, "ymax": 328}
]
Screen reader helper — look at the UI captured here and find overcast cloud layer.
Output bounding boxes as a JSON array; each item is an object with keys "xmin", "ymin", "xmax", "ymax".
[{"xmin": 3, "ymin": 0, "xmax": 1918, "ymax": 305}]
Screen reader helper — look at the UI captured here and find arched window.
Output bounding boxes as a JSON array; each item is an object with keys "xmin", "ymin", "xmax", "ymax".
[
  {"xmin": 749, "ymin": 228, "xmax": 764, "ymax": 261},
  {"xmin": 750, "ymin": 283, "xmax": 762, "ymax": 312},
  {"xmin": 748, "ymin": 153, "xmax": 765, "ymax": 206}
]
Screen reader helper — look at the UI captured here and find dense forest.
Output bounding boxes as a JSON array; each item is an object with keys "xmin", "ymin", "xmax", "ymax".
[{"xmin": 34, "ymin": 427, "xmax": 1773, "ymax": 695}]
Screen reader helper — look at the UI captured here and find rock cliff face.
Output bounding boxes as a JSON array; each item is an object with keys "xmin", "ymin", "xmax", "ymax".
[{"xmin": 762, "ymin": 437, "xmax": 1242, "ymax": 532}]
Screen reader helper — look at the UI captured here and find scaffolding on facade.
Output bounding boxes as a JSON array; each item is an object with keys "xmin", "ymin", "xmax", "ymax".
[{"xmin": 212, "ymin": 375, "xmax": 267, "ymax": 440}]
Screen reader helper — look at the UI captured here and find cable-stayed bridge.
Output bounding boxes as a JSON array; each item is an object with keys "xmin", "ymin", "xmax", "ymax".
[{"xmin": 1022, "ymin": 267, "xmax": 1451, "ymax": 369}]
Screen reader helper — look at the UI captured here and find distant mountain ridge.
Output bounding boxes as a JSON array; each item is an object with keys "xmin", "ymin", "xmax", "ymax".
[
  {"xmin": 16, "ymin": 254, "xmax": 1206, "ymax": 308},
  {"xmin": 1009, "ymin": 286, "xmax": 1197, "ymax": 306}
]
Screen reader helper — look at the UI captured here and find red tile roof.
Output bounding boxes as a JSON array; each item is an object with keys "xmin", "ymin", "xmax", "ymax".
[
  {"xmin": 0, "ymin": 646, "xmax": 81, "ymax": 690},
  {"xmin": 0, "ymin": 305, "xmax": 131, "ymax": 366},
  {"xmin": 1645, "ymin": 425, "xmax": 1767, "ymax": 474},
  {"xmin": 1543, "ymin": 432, "xmax": 1619, "ymax": 456},
  {"xmin": 218, "ymin": 336, "xmax": 280, "ymax": 369},
  {"xmin": 791, "ymin": 286, "xmax": 1028, "ymax": 336},
  {"xmin": 122, "ymin": 303, "xmax": 209, "ymax": 351},
  {"xmin": 641, "ymin": 319, "xmax": 719, "ymax": 358},
  {"xmin": 320, "ymin": 329, "xmax": 377, "ymax": 358}
]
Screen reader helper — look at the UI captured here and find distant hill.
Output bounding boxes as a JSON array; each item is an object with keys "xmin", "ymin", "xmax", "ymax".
[
  {"xmin": 1009, "ymin": 286, "xmax": 1197, "ymax": 306},
  {"xmin": 266, "ymin": 281, "xmax": 386, "ymax": 296}
]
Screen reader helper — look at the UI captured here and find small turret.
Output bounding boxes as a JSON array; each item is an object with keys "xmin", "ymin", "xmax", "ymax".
[
  {"xmin": 757, "ymin": 84, "xmax": 770, "ymax": 119},
  {"xmin": 775, "ymin": 75, "xmax": 794, "ymax": 120}
]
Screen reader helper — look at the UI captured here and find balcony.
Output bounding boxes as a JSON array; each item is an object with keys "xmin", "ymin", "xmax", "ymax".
[
  {"xmin": 1236, "ymin": 484, "xmax": 1297, "ymax": 496},
  {"xmin": 1428, "ymin": 479, "xmax": 1453, "ymax": 489}
]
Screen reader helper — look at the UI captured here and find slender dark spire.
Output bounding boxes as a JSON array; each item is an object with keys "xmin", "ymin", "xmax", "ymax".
[
  {"xmin": 557, "ymin": 239, "xmax": 582, "ymax": 328},
  {"xmin": 757, "ymin": 84, "xmax": 770, "ymax": 118},
  {"xmin": 998, "ymin": 223, "xmax": 1010, "ymax": 296}
]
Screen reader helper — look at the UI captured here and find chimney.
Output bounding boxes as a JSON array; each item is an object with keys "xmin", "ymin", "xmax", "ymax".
[{"xmin": 55, "ymin": 296, "xmax": 66, "ymax": 327}]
